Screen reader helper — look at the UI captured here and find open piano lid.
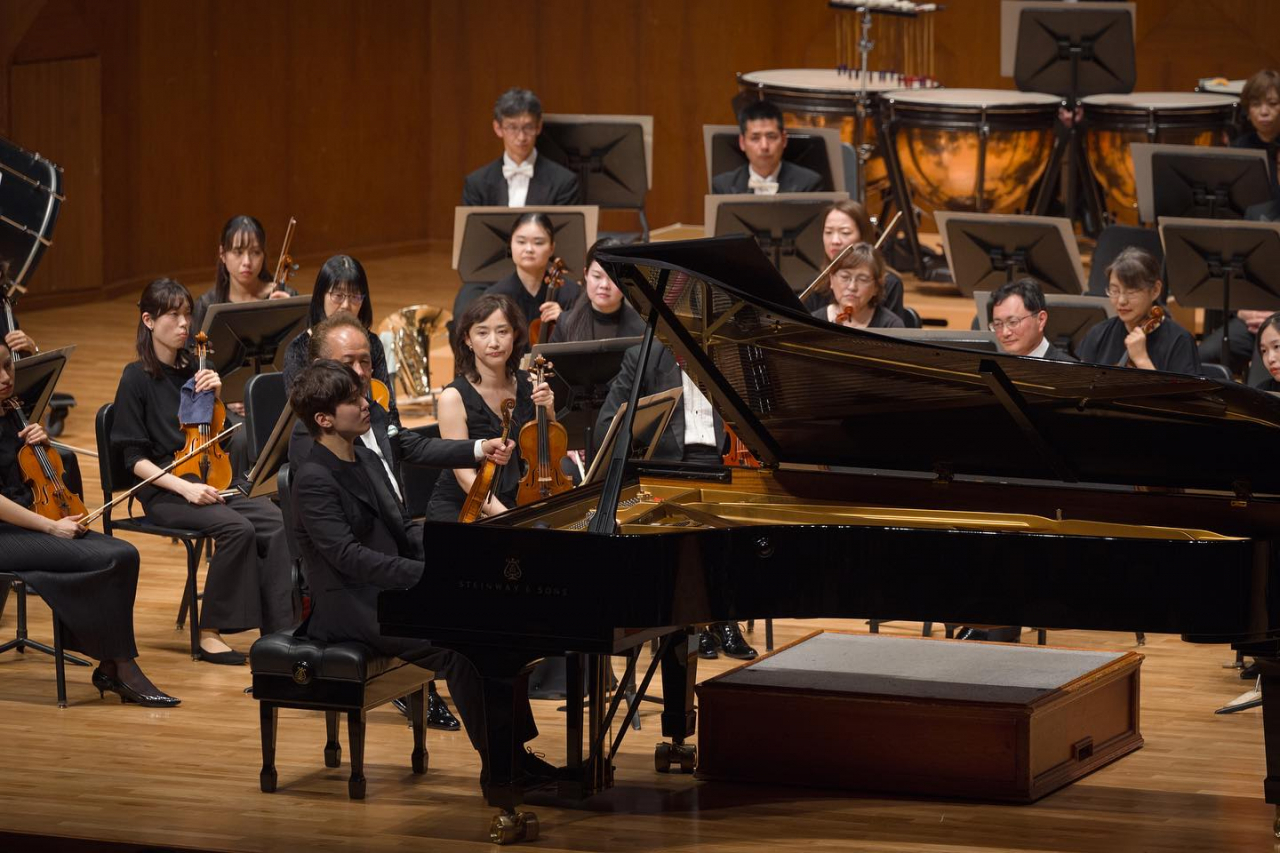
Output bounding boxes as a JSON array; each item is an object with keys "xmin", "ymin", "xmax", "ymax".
[{"xmin": 596, "ymin": 236, "xmax": 1280, "ymax": 496}]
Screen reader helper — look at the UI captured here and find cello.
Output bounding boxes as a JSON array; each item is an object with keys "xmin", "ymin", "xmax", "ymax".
[
  {"xmin": 458, "ymin": 398, "xmax": 516, "ymax": 523},
  {"xmin": 171, "ymin": 332, "xmax": 233, "ymax": 490},
  {"xmin": 527, "ymin": 257, "xmax": 567, "ymax": 346},
  {"xmin": 516, "ymin": 355, "xmax": 572, "ymax": 505}
]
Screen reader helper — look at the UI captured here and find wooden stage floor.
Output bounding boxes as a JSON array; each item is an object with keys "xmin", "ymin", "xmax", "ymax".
[{"xmin": 1, "ymin": 243, "xmax": 1271, "ymax": 852}]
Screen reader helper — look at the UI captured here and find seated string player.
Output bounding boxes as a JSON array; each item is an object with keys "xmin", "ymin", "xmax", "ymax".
[
  {"xmin": 807, "ymin": 200, "xmax": 906, "ymax": 321},
  {"xmin": 987, "ymin": 278, "xmax": 1077, "ymax": 361},
  {"xmin": 812, "ymin": 243, "xmax": 904, "ymax": 330},
  {"xmin": 484, "ymin": 212, "xmax": 581, "ymax": 354},
  {"xmin": 1076, "ymin": 247, "xmax": 1200, "ymax": 375},
  {"xmin": 596, "ymin": 341, "xmax": 757, "ymax": 662},
  {"xmin": 462, "ymin": 87, "xmax": 581, "ymax": 208},
  {"xmin": 711, "ymin": 100, "xmax": 823, "ymax": 195}
]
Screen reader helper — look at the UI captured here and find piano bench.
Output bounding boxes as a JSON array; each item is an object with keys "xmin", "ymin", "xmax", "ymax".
[{"xmin": 249, "ymin": 632, "xmax": 432, "ymax": 800}]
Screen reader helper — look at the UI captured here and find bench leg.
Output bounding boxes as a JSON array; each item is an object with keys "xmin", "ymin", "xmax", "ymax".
[
  {"xmin": 259, "ymin": 703, "xmax": 278, "ymax": 793},
  {"xmin": 324, "ymin": 710, "xmax": 341, "ymax": 767},
  {"xmin": 410, "ymin": 686, "xmax": 428, "ymax": 774},
  {"xmin": 347, "ymin": 709, "xmax": 366, "ymax": 799}
]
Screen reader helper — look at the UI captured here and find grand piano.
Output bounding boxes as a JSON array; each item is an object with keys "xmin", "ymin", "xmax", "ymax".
[{"xmin": 380, "ymin": 236, "xmax": 1280, "ymax": 843}]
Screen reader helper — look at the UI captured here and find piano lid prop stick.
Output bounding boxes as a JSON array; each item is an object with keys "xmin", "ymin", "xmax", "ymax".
[{"xmin": 798, "ymin": 241, "xmax": 859, "ymax": 304}]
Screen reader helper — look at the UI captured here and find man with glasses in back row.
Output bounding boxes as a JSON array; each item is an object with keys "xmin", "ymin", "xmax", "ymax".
[{"xmin": 462, "ymin": 87, "xmax": 581, "ymax": 207}]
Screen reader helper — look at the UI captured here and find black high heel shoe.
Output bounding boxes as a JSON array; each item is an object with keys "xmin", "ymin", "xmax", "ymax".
[{"xmin": 92, "ymin": 667, "xmax": 181, "ymax": 708}]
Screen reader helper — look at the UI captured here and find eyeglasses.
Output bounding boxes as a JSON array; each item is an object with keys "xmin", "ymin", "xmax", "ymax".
[
  {"xmin": 988, "ymin": 314, "xmax": 1037, "ymax": 333},
  {"xmin": 836, "ymin": 274, "xmax": 876, "ymax": 287},
  {"xmin": 1105, "ymin": 286, "xmax": 1150, "ymax": 301},
  {"xmin": 500, "ymin": 122, "xmax": 538, "ymax": 138},
  {"xmin": 327, "ymin": 289, "xmax": 366, "ymax": 305}
]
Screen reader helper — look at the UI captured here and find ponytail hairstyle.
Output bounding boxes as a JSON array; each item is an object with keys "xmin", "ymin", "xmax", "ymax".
[
  {"xmin": 214, "ymin": 215, "xmax": 271, "ymax": 302},
  {"xmin": 136, "ymin": 278, "xmax": 195, "ymax": 378}
]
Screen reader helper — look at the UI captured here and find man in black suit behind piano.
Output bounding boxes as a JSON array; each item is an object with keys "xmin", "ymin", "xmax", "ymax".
[
  {"xmin": 461, "ymin": 87, "xmax": 581, "ymax": 208},
  {"xmin": 290, "ymin": 360, "xmax": 557, "ymax": 788},
  {"xmin": 596, "ymin": 340, "xmax": 759, "ymax": 662},
  {"xmin": 711, "ymin": 100, "xmax": 823, "ymax": 196}
]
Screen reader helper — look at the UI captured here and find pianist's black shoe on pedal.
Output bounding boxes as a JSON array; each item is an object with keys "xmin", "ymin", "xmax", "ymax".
[
  {"xmin": 391, "ymin": 686, "xmax": 461, "ymax": 731},
  {"xmin": 698, "ymin": 629, "xmax": 719, "ymax": 659},
  {"xmin": 716, "ymin": 622, "xmax": 758, "ymax": 660}
]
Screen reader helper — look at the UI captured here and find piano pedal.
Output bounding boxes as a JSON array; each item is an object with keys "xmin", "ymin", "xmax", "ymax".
[
  {"xmin": 490, "ymin": 810, "xmax": 539, "ymax": 845},
  {"xmin": 1274, "ymin": 806, "xmax": 1280, "ymax": 839},
  {"xmin": 654, "ymin": 741, "xmax": 697, "ymax": 773}
]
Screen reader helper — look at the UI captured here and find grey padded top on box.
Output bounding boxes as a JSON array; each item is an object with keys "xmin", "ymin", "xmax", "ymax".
[{"xmin": 716, "ymin": 632, "xmax": 1125, "ymax": 705}]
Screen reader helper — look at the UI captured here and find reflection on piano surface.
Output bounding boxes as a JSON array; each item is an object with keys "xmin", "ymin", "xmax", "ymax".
[{"xmin": 380, "ymin": 236, "xmax": 1280, "ymax": 843}]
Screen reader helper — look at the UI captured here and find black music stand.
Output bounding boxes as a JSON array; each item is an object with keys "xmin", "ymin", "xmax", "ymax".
[
  {"xmin": 452, "ymin": 206, "xmax": 598, "ymax": 285},
  {"xmin": 706, "ymin": 192, "xmax": 847, "ymax": 292},
  {"xmin": 530, "ymin": 336, "xmax": 643, "ymax": 460},
  {"xmin": 240, "ymin": 404, "xmax": 297, "ymax": 499},
  {"xmin": 974, "ymin": 290, "xmax": 1112, "ymax": 356},
  {"xmin": 583, "ymin": 387, "xmax": 683, "ymax": 484},
  {"xmin": 936, "ymin": 212, "xmax": 1085, "ymax": 298},
  {"xmin": 199, "ymin": 296, "xmax": 310, "ymax": 403},
  {"xmin": 1013, "ymin": 2, "xmax": 1136, "ymax": 233},
  {"xmin": 1133, "ymin": 144, "xmax": 1272, "ymax": 223},
  {"xmin": 538, "ymin": 115, "xmax": 652, "ymax": 240},
  {"xmin": 12, "ymin": 345, "xmax": 73, "ymax": 424},
  {"xmin": 1158, "ymin": 218, "xmax": 1280, "ymax": 361},
  {"xmin": 703, "ymin": 125, "xmax": 845, "ymax": 193}
]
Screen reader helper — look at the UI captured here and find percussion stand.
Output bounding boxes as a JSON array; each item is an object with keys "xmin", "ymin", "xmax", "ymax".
[{"xmin": 850, "ymin": 6, "xmax": 875, "ymax": 204}]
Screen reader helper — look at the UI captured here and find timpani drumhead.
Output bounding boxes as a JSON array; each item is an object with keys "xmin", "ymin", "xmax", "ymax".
[
  {"xmin": 1199, "ymin": 78, "xmax": 1247, "ymax": 96},
  {"xmin": 1081, "ymin": 92, "xmax": 1239, "ymax": 110},
  {"xmin": 887, "ymin": 89, "xmax": 1063, "ymax": 109},
  {"xmin": 740, "ymin": 68, "xmax": 914, "ymax": 94}
]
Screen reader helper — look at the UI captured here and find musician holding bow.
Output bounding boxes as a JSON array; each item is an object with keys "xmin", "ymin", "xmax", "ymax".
[
  {"xmin": 111, "ymin": 279, "xmax": 293, "ymax": 666},
  {"xmin": 483, "ymin": 212, "xmax": 580, "ymax": 355},
  {"xmin": 0, "ymin": 338, "xmax": 178, "ymax": 706}
]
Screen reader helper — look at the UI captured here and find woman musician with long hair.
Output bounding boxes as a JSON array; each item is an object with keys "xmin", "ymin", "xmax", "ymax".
[{"xmin": 111, "ymin": 278, "xmax": 294, "ymax": 666}]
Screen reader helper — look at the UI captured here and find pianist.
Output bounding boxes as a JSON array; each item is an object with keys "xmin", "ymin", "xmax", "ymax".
[
  {"xmin": 596, "ymin": 341, "xmax": 758, "ymax": 661},
  {"xmin": 289, "ymin": 360, "xmax": 555, "ymax": 788},
  {"xmin": 987, "ymin": 278, "xmax": 1076, "ymax": 361}
]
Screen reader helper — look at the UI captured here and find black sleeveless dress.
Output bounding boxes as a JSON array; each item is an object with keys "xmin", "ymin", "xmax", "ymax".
[{"xmin": 426, "ymin": 371, "xmax": 535, "ymax": 521}]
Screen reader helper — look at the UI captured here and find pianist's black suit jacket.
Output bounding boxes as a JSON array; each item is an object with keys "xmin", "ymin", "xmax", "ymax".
[
  {"xmin": 292, "ymin": 441, "xmax": 424, "ymax": 655},
  {"xmin": 711, "ymin": 161, "xmax": 824, "ymax": 195},
  {"xmin": 595, "ymin": 341, "xmax": 725, "ymax": 462},
  {"xmin": 461, "ymin": 155, "xmax": 582, "ymax": 206}
]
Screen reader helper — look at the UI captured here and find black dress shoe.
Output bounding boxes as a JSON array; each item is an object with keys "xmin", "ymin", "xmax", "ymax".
[
  {"xmin": 427, "ymin": 690, "xmax": 461, "ymax": 731},
  {"xmin": 520, "ymin": 750, "xmax": 562, "ymax": 789},
  {"xmin": 1241, "ymin": 661, "xmax": 1260, "ymax": 680},
  {"xmin": 92, "ymin": 668, "xmax": 181, "ymax": 708},
  {"xmin": 716, "ymin": 622, "xmax": 757, "ymax": 660},
  {"xmin": 698, "ymin": 630, "xmax": 719, "ymax": 659},
  {"xmin": 955, "ymin": 627, "xmax": 989, "ymax": 641},
  {"xmin": 198, "ymin": 647, "xmax": 246, "ymax": 666}
]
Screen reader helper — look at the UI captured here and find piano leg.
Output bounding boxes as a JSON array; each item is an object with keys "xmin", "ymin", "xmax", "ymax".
[
  {"xmin": 1256, "ymin": 657, "xmax": 1280, "ymax": 837},
  {"xmin": 655, "ymin": 628, "xmax": 698, "ymax": 774}
]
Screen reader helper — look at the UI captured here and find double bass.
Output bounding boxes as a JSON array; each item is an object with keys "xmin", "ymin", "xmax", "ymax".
[
  {"xmin": 527, "ymin": 258, "xmax": 567, "ymax": 346},
  {"xmin": 172, "ymin": 333, "xmax": 233, "ymax": 490},
  {"xmin": 458, "ymin": 399, "xmax": 516, "ymax": 523},
  {"xmin": 516, "ymin": 355, "xmax": 571, "ymax": 505}
]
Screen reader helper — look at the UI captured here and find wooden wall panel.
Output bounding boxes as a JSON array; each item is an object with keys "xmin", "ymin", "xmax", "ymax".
[{"xmin": 6, "ymin": 0, "xmax": 1280, "ymax": 311}]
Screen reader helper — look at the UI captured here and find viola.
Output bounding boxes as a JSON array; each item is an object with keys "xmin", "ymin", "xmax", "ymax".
[
  {"xmin": 458, "ymin": 398, "xmax": 516, "ymax": 523},
  {"xmin": 171, "ymin": 332, "xmax": 232, "ymax": 490},
  {"xmin": 527, "ymin": 257, "xmax": 567, "ymax": 346},
  {"xmin": 1, "ymin": 397, "xmax": 87, "ymax": 522},
  {"xmin": 267, "ymin": 216, "xmax": 299, "ymax": 297},
  {"xmin": 722, "ymin": 425, "xmax": 762, "ymax": 469},
  {"xmin": 516, "ymin": 355, "xmax": 572, "ymax": 505}
]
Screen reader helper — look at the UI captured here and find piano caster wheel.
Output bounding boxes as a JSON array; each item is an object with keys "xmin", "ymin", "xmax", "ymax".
[
  {"xmin": 655, "ymin": 741, "xmax": 696, "ymax": 773},
  {"xmin": 490, "ymin": 810, "xmax": 539, "ymax": 844},
  {"xmin": 260, "ymin": 768, "xmax": 277, "ymax": 793}
]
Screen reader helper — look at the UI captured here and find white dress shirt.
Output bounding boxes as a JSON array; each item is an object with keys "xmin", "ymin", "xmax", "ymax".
[
  {"xmin": 747, "ymin": 165, "xmax": 781, "ymax": 195},
  {"xmin": 681, "ymin": 371, "xmax": 717, "ymax": 448},
  {"xmin": 1027, "ymin": 336, "xmax": 1052, "ymax": 359},
  {"xmin": 503, "ymin": 149, "xmax": 538, "ymax": 207},
  {"xmin": 358, "ymin": 428, "xmax": 402, "ymax": 502}
]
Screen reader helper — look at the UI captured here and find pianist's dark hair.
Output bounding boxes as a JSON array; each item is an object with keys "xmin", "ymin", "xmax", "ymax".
[
  {"xmin": 290, "ymin": 359, "xmax": 361, "ymax": 438},
  {"xmin": 1105, "ymin": 247, "xmax": 1162, "ymax": 293},
  {"xmin": 988, "ymin": 278, "xmax": 1049, "ymax": 322},
  {"xmin": 214, "ymin": 215, "xmax": 273, "ymax": 303},
  {"xmin": 494, "ymin": 87, "xmax": 542, "ymax": 122},
  {"xmin": 452, "ymin": 293, "xmax": 528, "ymax": 382},
  {"xmin": 1258, "ymin": 313, "xmax": 1280, "ymax": 352},
  {"xmin": 737, "ymin": 99, "xmax": 785, "ymax": 134},
  {"xmin": 136, "ymin": 278, "xmax": 195, "ymax": 379},
  {"xmin": 831, "ymin": 243, "xmax": 885, "ymax": 308},
  {"xmin": 308, "ymin": 254, "xmax": 372, "ymax": 327}
]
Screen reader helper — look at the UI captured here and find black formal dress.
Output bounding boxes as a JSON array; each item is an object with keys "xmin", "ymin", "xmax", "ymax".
[
  {"xmin": 1076, "ymin": 316, "xmax": 1201, "ymax": 376},
  {"xmin": 291, "ymin": 440, "xmax": 536, "ymax": 756},
  {"xmin": 461, "ymin": 155, "xmax": 581, "ymax": 207},
  {"xmin": 802, "ymin": 270, "xmax": 907, "ymax": 323},
  {"xmin": 111, "ymin": 360, "xmax": 294, "ymax": 635},
  {"xmin": 711, "ymin": 161, "xmax": 824, "ymax": 195},
  {"xmin": 1256, "ymin": 376, "xmax": 1280, "ymax": 392},
  {"xmin": 283, "ymin": 328, "xmax": 396, "ymax": 424},
  {"xmin": 427, "ymin": 371, "xmax": 536, "ymax": 521},
  {"xmin": 484, "ymin": 272, "xmax": 581, "ymax": 353},
  {"xmin": 810, "ymin": 303, "xmax": 905, "ymax": 329},
  {"xmin": 0, "ymin": 417, "xmax": 141, "ymax": 662}
]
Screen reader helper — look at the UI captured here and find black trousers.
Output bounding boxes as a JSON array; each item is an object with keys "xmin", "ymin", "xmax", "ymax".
[
  {"xmin": 140, "ymin": 491, "xmax": 293, "ymax": 634},
  {"xmin": 1, "ymin": 526, "xmax": 140, "ymax": 661}
]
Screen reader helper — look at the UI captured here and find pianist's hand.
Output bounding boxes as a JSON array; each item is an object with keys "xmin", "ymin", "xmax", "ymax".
[
  {"xmin": 481, "ymin": 437, "xmax": 514, "ymax": 466},
  {"xmin": 1124, "ymin": 326, "xmax": 1155, "ymax": 371}
]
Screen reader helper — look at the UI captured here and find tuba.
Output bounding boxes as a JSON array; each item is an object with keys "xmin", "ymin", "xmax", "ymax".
[{"xmin": 378, "ymin": 304, "xmax": 450, "ymax": 406}]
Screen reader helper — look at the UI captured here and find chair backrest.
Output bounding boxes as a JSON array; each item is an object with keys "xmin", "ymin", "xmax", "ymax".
[
  {"xmin": 244, "ymin": 372, "xmax": 288, "ymax": 464},
  {"xmin": 401, "ymin": 424, "xmax": 444, "ymax": 519},
  {"xmin": 901, "ymin": 306, "xmax": 923, "ymax": 329},
  {"xmin": 93, "ymin": 403, "xmax": 133, "ymax": 533},
  {"xmin": 1087, "ymin": 224, "xmax": 1166, "ymax": 297},
  {"xmin": 1200, "ymin": 362, "xmax": 1233, "ymax": 381},
  {"xmin": 276, "ymin": 462, "xmax": 301, "ymax": 563}
]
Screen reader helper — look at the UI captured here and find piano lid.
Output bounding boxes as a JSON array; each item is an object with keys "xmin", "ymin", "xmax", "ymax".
[{"xmin": 596, "ymin": 236, "xmax": 1280, "ymax": 495}]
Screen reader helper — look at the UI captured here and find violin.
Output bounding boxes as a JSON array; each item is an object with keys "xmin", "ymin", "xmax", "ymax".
[
  {"xmin": 2, "ymin": 397, "xmax": 87, "ymax": 522},
  {"xmin": 267, "ymin": 216, "xmax": 299, "ymax": 297},
  {"xmin": 1139, "ymin": 305, "xmax": 1166, "ymax": 335},
  {"xmin": 835, "ymin": 304, "xmax": 856, "ymax": 325},
  {"xmin": 516, "ymin": 355, "xmax": 572, "ymax": 505},
  {"xmin": 458, "ymin": 398, "xmax": 516, "ymax": 523},
  {"xmin": 527, "ymin": 257, "xmax": 567, "ymax": 346},
  {"xmin": 171, "ymin": 332, "xmax": 233, "ymax": 490}
]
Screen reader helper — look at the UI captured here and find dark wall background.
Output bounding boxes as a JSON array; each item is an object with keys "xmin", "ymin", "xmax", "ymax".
[{"xmin": 2, "ymin": 0, "xmax": 1277, "ymax": 307}]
